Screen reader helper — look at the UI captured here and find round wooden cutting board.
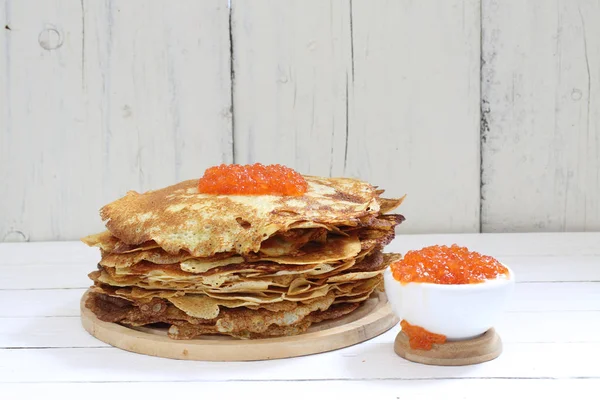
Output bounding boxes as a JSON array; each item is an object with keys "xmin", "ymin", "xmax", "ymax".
[{"xmin": 80, "ymin": 290, "xmax": 399, "ymax": 361}]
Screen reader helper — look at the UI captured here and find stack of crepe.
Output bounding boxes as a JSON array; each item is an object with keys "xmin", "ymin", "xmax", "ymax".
[{"xmin": 83, "ymin": 176, "xmax": 405, "ymax": 339}]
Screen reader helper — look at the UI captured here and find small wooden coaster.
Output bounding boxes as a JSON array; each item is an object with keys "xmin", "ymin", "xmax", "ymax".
[{"xmin": 394, "ymin": 329, "xmax": 502, "ymax": 366}]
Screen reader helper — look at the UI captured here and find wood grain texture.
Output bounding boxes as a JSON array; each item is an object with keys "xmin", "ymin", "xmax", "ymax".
[
  {"xmin": 385, "ymin": 232, "xmax": 600, "ymax": 256},
  {"xmin": 5, "ymin": 310, "xmax": 600, "ymax": 349},
  {"xmin": 4, "ymin": 281, "xmax": 598, "ymax": 318},
  {"xmin": 347, "ymin": 0, "xmax": 481, "ymax": 233},
  {"xmin": 3, "ymin": 255, "xmax": 600, "ymax": 290},
  {"xmin": 2, "ymin": 233, "xmax": 599, "ymax": 291},
  {"xmin": 0, "ymin": 0, "xmax": 85, "ymax": 242},
  {"xmin": 2, "ymin": 343, "xmax": 599, "ymax": 382},
  {"xmin": 1, "ymin": 234, "xmax": 599, "ymax": 392},
  {"xmin": 394, "ymin": 329, "xmax": 502, "ymax": 366},
  {"xmin": 231, "ymin": 0, "xmax": 351, "ymax": 176},
  {"xmin": 231, "ymin": 0, "xmax": 481, "ymax": 234},
  {"xmin": 3, "ymin": 1, "xmax": 600, "ymax": 240},
  {"xmin": 482, "ymin": 0, "xmax": 600, "ymax": 232},
  {"xmin": 5, "ymin": 381, "xmax": 600, "ymax": 400},
  {"xmin": 0, "ymin": 0, "xmax": 232, "ymax": 241}
]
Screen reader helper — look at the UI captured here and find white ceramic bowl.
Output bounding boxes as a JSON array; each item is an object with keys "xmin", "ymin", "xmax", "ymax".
[{"xmin": 383, "ymin": 266, "xmax": 515, "ymax": 341}]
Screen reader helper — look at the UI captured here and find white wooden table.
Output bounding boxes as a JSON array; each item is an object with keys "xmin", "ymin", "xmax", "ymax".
[{"xmin": 1, "ymin": 233, "xmax": 599, "ymax": 399}]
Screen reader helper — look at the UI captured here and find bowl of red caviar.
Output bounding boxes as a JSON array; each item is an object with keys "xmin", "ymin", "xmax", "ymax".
[{"xmin": 384, "ymin": 244, "xmax": 515, "ymax": 347}]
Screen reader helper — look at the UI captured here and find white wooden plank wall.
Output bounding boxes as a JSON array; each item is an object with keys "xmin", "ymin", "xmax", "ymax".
[
  {"xmin": 232, "ymin": 0, "xmax": 350, "ymax": 177},
  {"xmin": 482, "ymin": 0, "xmax": 600, "ymax": 232},
  {"xmin": 0, "ymin": 0, "xmax": 232, "ymax": 241},
  {"xmin": 1, "ymin": 0, "xmax": 599, "ymax": 241},
  {"xmin": 232, "ymin": 0, "xmax": 480, "ymax": 234},
  {"xmin": 347, "ymin": 0, "xmax": 481, "ymax": 233}
]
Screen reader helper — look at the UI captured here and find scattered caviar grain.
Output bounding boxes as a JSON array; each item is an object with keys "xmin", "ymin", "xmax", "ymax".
[
  {"xmin": 390, "ymin": 244, "xmax": 508, "ymax": 285},
  {"xmin": 198, "ymin": 163, "xmax": 308, "ymax": 196},
  {"xmin": 400, "ymin": 320, "xmax": 447, "ymax": 350}
]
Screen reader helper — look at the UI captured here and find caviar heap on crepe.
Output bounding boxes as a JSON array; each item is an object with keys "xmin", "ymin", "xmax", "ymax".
[{"xmin": 82, "ymin": 164, "xmax": 405, "ymax": 339}]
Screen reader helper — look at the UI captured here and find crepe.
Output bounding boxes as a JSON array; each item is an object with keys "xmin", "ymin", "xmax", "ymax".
[
  {"xmin": 82, "ymin": 171, "xmax": 405, "ymax": 339},
  {"xmin": 85, "ymin": 275, "xmax": 382, "ymax": 339},
  {"xmin": 98, "ymin": 176, "xmax": 386, "ymax": 257}
]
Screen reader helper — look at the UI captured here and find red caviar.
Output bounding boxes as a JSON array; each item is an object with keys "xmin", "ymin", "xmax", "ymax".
[
  {"xmin": 391, "ymin": 244, "xmax": 508, "ymax": 285},
  {"xmin": 400, "ymin": 320, "xmax": 447, "ymax": 350},
  {"xmin": 198, "ymin": 163, "xmax": 308, "ymax": 196}
]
